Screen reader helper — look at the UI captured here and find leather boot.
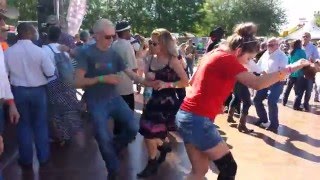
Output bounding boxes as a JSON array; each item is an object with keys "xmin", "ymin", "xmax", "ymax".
[
  {"xmin": 237, "ymin": 114, "xmax": 253, "ymax": 133},
  {"xmin": 227, "ymin": 108, "xmax": 236, "ymax": 123}
]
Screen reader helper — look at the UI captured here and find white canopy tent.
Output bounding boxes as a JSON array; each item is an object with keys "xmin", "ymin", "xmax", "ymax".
[{"xmin": 284, "ymin": 19, "xmax": 320, "ymax": 40}]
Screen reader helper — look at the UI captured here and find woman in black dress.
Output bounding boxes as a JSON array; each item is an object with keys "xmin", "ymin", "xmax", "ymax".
[{"xmin": 138, "ymin": 29, "xmax": 189, "ymax": 178}]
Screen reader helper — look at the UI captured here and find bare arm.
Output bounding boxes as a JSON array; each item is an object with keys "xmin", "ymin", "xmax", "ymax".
[
  {"xmin": 237, "ymin": 59, "xmax": 311, "ymax": 90},
  {"xmin": 169, "ymin": 57, "xmax": 189, "ymax": 88},
  {"xmin": 74, "ymin": 69, "xmax": 120, "ymax": 88}
]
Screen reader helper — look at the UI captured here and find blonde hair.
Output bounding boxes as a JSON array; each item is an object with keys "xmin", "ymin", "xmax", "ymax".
[{"xmin": 151, "ymin": 28, "xmax": 178, "ymax": 57}]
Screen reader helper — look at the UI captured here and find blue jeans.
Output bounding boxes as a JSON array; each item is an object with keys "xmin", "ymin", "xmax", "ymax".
[
  {"xmin": 11, "ymin": 86, "xmax": 49, "ymax": 165},
  {"xmin": 0, "ymin": 104, "xmax": 4, "ymax": 134},
  {"xmin": 253, "ymin": 82, "xmax": 284, "ymax": 129},
  {"xmin": 186, "ymin": 58, "xmax": 194, "ymax": 76},
  {"xmin": 294, "ymin": 77, "xmax": 313, "ymax": 108},
  {"xmin": 175, "ymin": 109, "xmax": 223, "ymax": 151},
  {"xmin": 86, "ymin": 96, "xmax": 138, "ymax": 173}
]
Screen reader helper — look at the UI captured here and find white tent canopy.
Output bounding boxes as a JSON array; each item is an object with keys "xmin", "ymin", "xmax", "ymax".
[{"xmin": 284, "ymin": 19, "xmax": 320, "ymax": 40}]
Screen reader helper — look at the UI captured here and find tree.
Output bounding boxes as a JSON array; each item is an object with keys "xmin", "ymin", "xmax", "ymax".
[
  {"xmin": 198, "ymin": 0, "xmax": 287, "ymax": 36},
  {"xmin": 315, "ymin": 11, "xmax": 320, "ymax": 27},
  {"xmin": 81, "ymin": 0, "xmax": 205, "ymax": 36},
  {"xmin": 7, "ymin": 0, "xmax": 38, "ymax": 21}
]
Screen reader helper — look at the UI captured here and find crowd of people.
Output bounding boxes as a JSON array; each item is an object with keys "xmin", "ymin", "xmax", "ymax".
[{"xmin": 0, "ymin": 3, "xmax": 320, "ymax": 180}]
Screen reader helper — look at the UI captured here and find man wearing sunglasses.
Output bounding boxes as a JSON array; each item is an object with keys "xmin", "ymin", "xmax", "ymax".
[
  {"xmin": 74, "ymin": 19, "xmax": 156, "ymax": 180},
  {"xmin": 254, "ymin": 37, "xmax": 288, "ymax": 133}
]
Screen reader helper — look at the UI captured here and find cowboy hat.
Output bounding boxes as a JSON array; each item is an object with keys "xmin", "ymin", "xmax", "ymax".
[{"xmin": 0, "ymin": 0, "xmax": 19, "ymax": 19}]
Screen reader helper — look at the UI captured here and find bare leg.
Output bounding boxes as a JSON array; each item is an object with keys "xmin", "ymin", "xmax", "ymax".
[{"xmin": 185, "ymin": 144, "xmax": 209, "ymax": 180}]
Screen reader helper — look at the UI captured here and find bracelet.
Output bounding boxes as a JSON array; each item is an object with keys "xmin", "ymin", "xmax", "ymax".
[
  {"xmin": 98, "ymin": 76, "xmax": 104, "ymax": 83},
  {"xmin": 5, "ymin": 99, "xmax": 15, "ymax": 106},
  {"xmin": 287, "ymin": 67, "xmax": 292, "ymax": 73}
]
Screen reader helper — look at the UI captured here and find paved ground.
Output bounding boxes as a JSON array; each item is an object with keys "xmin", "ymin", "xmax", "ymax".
[{"xmin": 0, "ymin": 90, "xmax": 319, "ymax": 180}]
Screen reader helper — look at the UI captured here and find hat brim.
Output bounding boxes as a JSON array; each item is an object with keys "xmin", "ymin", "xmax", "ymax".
[
  {"xmin": 0, "ymin": 7, "xmax": 19, "ymax": 19},
  {"xmin": 116, "ymin": 25, "xmax": 131, "ymax": 32}
]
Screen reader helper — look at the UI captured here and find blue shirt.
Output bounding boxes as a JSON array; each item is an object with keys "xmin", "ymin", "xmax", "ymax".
[
  {"xmin": 289, "ymin": 49, "xmax": 306, "ymax": 77},
  {"xmin": 75, "ymin": 44, "xmax": 126, "ymax": 100}
]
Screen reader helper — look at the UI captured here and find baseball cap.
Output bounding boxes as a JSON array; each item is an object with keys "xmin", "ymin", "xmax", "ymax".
[{"xmin": 115, "ymin": 20, "xmax": 131, "ymax": 32}]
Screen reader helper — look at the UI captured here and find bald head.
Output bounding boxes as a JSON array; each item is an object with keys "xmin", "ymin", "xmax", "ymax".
[{"xmin": 17, "ymin": 22, "xmax": 36, "ymax": 40}]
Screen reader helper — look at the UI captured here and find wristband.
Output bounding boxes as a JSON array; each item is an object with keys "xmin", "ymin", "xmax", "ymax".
[
  {"xmin": 287, "ymin": 67, "xmax": 292, "ymax": 73},
  {"xmin": 98, "ymin": 76, "xmax": 104, "ymax": 83},
  {"xmin": 5, "ymin": 99, "xmax": 15, "ymax": 106}
]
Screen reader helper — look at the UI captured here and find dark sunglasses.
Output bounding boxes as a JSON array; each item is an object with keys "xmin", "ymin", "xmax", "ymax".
[
  {"xmin": 148, "ymin": 40, "xmax": 158, "ymax": 46},
  {"xmin": 104, "ymin": 34, "xmax": 116, "ymax": 40},
  {"xmin": 267, "ymin": 43, "xmax": 277, "ymax": 47}
]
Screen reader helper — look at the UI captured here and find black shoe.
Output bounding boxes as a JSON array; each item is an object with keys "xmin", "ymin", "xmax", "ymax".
[
  {"xmin": 107, "ymin": 171, "xmax": 119, "ymax": 180},
  {"xmin": 137, "ymin": 159, "xmax": 159, "ymax": 178},
  {"xmin": 157, "ymin": 142, "xmax": 172, "ymax": 164},
  {"xmin": 304, "ymin": 105, "xmax": 310, "ymax": 112},
  {"xmin": 293, "ymin": 107, "xmax": 303, "ymax": 111},
  {"xmin": 266, "ymin": 127, "xmax": 278, "ymax": 134}
]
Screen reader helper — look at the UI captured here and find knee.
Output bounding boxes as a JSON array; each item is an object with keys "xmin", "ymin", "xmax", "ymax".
[
  {"xmin": 214, "ymin": 152, "xmax": 237, "ymax": 178},
  {"xmin": 191, "ymin": 165, "xmax": 209, "ymax": 178}
]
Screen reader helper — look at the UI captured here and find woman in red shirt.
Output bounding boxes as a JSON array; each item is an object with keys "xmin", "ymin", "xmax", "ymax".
[{"xmin": 175, "ymin": 22, "xmax": 310, "ymax": 180}]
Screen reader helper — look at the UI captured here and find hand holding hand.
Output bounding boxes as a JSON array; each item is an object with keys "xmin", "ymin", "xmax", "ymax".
[
  {"xmin": 9, "ymin": 104, "xmax": 19, "ymax": 125},
  {"xmin": 102, "ymin": 74, "xmax": 122, "ymax": 84}
]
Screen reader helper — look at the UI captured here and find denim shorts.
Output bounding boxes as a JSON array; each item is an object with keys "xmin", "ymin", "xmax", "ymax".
[{"xmin": 175, "ymin": 109, "xmax": 223, "ymax": 151}]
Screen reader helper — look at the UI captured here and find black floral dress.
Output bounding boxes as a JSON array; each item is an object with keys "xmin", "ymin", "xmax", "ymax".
[{"xmin": 139, "ymin": 62, "xmax": 181, "ymax": 139}]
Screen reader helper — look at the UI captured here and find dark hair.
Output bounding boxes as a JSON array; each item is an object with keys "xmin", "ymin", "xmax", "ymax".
[
  {"xmin": 227, "ymin": 22, "xmax": 260, "ymax": 54},
  {"xmin": 48, "ymin": 26, "xmax": 61, "ymax": 42},
  {"xmin": 17, "ymin": 22, "xmax": 35, "ymax": 39},
  {"xmin": 290, "ymin": 39, "xmax": 302, "ymax": 56}
]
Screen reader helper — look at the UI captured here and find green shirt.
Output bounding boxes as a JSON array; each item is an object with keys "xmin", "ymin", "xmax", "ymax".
[{"xmin": 289, "ymin": 49, "xmax": 306, "ymax": 78}]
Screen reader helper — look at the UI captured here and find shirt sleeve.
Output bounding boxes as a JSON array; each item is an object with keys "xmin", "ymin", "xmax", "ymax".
[
  {"xmin": 40, "ymin": 49, "xmax": 56, "ymax": 77},
  {"xmin": 0, "ymin": 48, "xmax": 13, "ymax": 99},
  {"xmin": 75, "ymin": 48, "xmax": 88, "ymax": 71}
]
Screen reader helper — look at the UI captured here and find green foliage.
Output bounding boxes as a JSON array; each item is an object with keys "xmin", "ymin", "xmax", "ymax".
[
  {"xmin": 82, "ymin": 0, "xmax": 205, "ymax": 36},
  {"xmin": 6, "ymin": 0, "xmax": 287, "ymax": 37},
  {"xmin": 198, "ymin": 0, "xmax": 287, "ymax": 36},
  {"xmin": 315, "ymin": 12, "xmax": 320, "ymax": 27}
]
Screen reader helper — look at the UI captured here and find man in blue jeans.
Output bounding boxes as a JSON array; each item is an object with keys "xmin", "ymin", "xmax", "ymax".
[
  {"xmin": 5, "ymin": 23, "xmax": 55, "ymax": 168},
  {"xmin": 74, "ymin": 19, "xmax": 156, "ymax": 180},
  {"xmin": 254, "ymin": 38, "xmax": 288, "ymax": 133}
]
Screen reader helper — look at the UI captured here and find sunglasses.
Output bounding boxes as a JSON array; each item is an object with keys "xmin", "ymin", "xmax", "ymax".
[
  {"xmin": 148, "ymin": 40, "xmax": 158, "ymax": 46},
  {"xmin": 104, "ymin": 34, "xmax": 116, "ymax": 40},
  {"xmin": 267, "ymin": 43, "xmax": 277, "ymax": 47}
]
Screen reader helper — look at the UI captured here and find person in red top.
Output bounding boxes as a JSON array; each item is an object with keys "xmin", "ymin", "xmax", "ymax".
[{"xmin": 175, "ymin": 22, "xmax": 310, "ymax": 180}]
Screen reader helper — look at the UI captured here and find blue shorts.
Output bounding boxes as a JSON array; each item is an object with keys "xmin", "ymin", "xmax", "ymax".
[{"xmin": 175, "ymin": 109, "xmax": 223, "ymax": 151}]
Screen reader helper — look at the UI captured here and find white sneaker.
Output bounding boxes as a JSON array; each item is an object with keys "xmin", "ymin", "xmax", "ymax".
[{"xmin": 261, "ymin": 121, "xmax": 271, "ymax": 128}]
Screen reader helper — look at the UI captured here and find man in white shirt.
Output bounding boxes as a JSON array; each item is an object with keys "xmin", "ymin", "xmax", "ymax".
[
  {"xmin": 5, "ymin": 23, "xmax": 55, "ymax": 168},
  {"xmin": 112, "ymin": 20, "xmax": 138, "ymax": 135},
  {"xmin": 301, "ymin": 32, "xmax": 320, "ymax": 109},
  {"xmin": 254, "ymin": 38, "xmax": 288, "ymax": 133}
]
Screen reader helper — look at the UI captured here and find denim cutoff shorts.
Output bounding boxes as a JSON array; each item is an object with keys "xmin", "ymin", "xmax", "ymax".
[{"xmin": 175, "ymin": 109, "xmax": 223, "ymax": 151}]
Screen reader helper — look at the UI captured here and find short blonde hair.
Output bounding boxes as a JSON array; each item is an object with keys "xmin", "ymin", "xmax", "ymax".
[
  {"xmin": 151, "ymin": 28, "xmax": 178, "ymax": 57},
  {"xmin": 92, "ymin": 19, "xmax": 114, "ymax": 33}
]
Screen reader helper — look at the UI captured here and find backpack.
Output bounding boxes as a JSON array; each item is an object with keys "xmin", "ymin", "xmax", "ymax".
[{"xmin": 47, "ymin": 45, "xmax": 74, "ymax": 84}]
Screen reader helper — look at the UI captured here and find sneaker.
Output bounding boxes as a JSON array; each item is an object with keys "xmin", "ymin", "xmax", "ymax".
[{"xmin": 261, "ymin": 121, "xmax": 271, "ymax": 128}]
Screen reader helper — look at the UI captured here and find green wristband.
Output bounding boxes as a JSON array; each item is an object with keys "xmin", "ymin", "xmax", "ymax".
[{"xmin": 98, "ymin": 76, "xmax": 104, "ymax": 83}]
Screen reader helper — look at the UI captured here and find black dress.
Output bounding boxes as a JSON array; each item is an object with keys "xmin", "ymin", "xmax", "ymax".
[{"xmin": 139, "ymin": 62, "xmax": 180, "ymax": 139}]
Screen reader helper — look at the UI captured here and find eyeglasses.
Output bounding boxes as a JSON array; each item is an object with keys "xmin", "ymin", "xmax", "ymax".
[
  {"xmin": 267, "ymin": 43, "xmax": 277, "ymax": 47},
  {"xmin": 104, "ymin": 34, "xmax": 116, "ymax": 40},
  {"xmin": 148, "ymin": 40, "xmax": 158, "ymax": 46}
]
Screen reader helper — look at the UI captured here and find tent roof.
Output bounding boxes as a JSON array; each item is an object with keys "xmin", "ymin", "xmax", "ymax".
[{"xmin": 285, "ymin": 20, "xmax": 320, "ymax": 40}]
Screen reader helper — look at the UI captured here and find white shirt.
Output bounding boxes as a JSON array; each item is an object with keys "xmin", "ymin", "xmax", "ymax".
[
  {"xmin": 303, "ymin": 43, "xmax": 319, "ymax": 61},
  {"xmin": 257, "ymin": 49, "xmax": 288, "ymax": 73},
  {"xmin": 245, "ymin": 59, "xmax": 263, "ymax": 73},
  {"xmin": 0, "ymin": 47, "xmax": 13, "ymax": 100},
  {"xmin": 5, "ymin": 40, "xmax": 55, "ymax": 87},
  {"xmin": 112, "ymin": 38, "xmax": 138, "ymax": 95}
]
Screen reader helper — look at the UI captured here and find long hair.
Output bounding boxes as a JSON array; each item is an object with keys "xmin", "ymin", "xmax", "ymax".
[
  {"xmin": 290, "ymin": 39, "xmax": 302, "ymax": 56},
  {"xmin": 151, "ymin": 28, "xmax": 178, "ymax": 57}
]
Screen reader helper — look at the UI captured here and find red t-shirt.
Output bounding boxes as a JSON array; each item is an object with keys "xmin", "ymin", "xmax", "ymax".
[{"xmin": 181, "ymin": 50, "xmax": 247, "ymax": 120}]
